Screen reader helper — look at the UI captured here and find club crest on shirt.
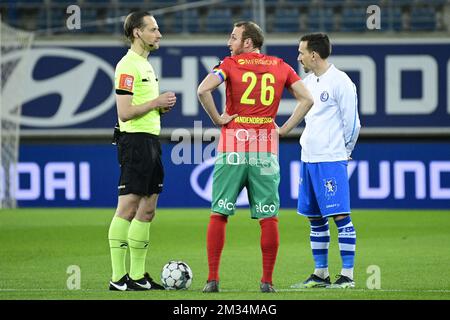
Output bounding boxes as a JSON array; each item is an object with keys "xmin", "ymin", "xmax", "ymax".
[
  {"xmin": 323, "ymin": 177, "xmax": 337, "ymax": 199},
  {"xmin": 320, "ymin": 91, "xmax": 329, "ymax": 102}
]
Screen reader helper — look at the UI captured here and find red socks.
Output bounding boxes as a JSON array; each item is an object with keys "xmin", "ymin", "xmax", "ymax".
[
  {"xmin": 260, "ymin": 217, "xmax": 279, "ymax": 285},
  {"xmin": 206, "ymin": 214, "xmax": 279, "ymax": 285},
  {"xmin": 206, "ymin": 214, "xmax": 228, "ymax": 281}
]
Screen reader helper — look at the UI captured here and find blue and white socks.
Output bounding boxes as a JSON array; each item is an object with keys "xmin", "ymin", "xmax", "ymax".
[
  {"xmin": 310, "ymin": 218, "xmax": 330, "ymax": 279},
  {"xmin": 335, "ymin": 216, "xmax": 356, "ymax": 280},
  {"xmin": 309, "ymin": 216, "xmax": 356, "ymax": 280}
]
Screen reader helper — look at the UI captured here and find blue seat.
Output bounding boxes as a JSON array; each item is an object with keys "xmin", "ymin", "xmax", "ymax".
[
  {"xmin": 105, "ymin": 8, "xmax": 129, "ymax": 35},
  {"xmin": 261, "ymin": 0, "xmax": 281, "ymax": 3},
  {"xmin": 223, "ymin": 0, "xmax": 248, "ymax": 3},
  {"xmin": 308, "ymin": 8, "xmax": 334, "ymax": 32},
  {"xmin": 273, "ymin": 8, "xmax": 300, "ymax": 33},
  {"xmin": 2, "ymin": 4, "xmax": 18, "ymax": 27},
  {"xmin": 173, "ymin": 9, "xmax": 200, "ymax": 33},
  {"xmin": 350, "ymin": 0, "xmax": 383, "ymax": 4},
  {"xmin": 321, "ymin": 0, "xmax": 347, "ymax": 7},
  {"xmin": 48, "ymin": 0, "xmax": 81, "ymax": 4},
  {"xmin": 341, "ymin": 7, "xmax": 366, "ymax": 32},
  {"xmin": 83, "ymin": 0, "xmax": 111, "ymax": 3},
  {"xmin": 381, "ymin": 7, "xmax": 402, "ymax": 31},
  {"xmin": 284, "ymin": 0, "xmax": 310, "ymax": 4},
  {"xmin": 410, "ymin": 7, "xmax": 436, "ymax": 31},
  {"xmin": 386, "ymin": 0, "xmax": 413, "ymax": 5},
  {"xmin": 42, "ymin": 8, "xmax": 64, "ymax": 31},
  {"xmin": 205, "ymin": 8, "xmax": 232, "ymax": 33},
  {"xmin": 424, "ymin": 0, "xmax": 447, "ymax": 4},
  {"xmin": 153, "ymin": 14, "xmax": 168, "ymax": 33},
  {"xmin": 34, "ymin": 8, "xmax": 43, "ymax": 28},
  {"xmin": 236, "ymin": 9, "xmax": 253, "ymax": 22},
  {"xmin": 44, "ymin": 6, "xmax": 97, "ymax": 33},
  {"xmin": 12, "ymin": 0, "xmax": 45, "ymax": 3},
  {"xmin": 77, "ymin": 8, "xmax": 100, "ymax": 33},
  {"xmin": 152, "ymin": 0, "xmax": 179, "ymax": 5}
]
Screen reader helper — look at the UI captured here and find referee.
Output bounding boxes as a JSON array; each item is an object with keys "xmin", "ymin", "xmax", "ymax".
[{"xmin": 108, "ymin": 11, "xmax": 176, "ymax": 291}]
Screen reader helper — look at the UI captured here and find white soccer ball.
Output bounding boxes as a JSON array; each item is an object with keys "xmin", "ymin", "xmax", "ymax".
[{"xmin": 161, "ymin": 260, "xmax": 193, "ymax": 290}]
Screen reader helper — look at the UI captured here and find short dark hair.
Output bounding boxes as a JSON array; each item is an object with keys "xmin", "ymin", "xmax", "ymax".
[
  {"xmin": 234, "ymin": 21, "xmax": 264, "ymax": 49},
  {"xmin": 123, "ymin": 11, "xmax": 152, "ymax": 42},
  {"xmin": 300, "ymin": 33, "xmax": 331, "ymax": 59}
]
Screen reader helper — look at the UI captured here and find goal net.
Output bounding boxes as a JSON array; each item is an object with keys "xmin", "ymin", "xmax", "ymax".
[{"xmin": 0, "ymin": 17, "xmax": 34, "ymax": 209}]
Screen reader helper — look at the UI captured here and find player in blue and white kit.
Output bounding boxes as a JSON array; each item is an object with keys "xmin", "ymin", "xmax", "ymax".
[{"xmin": 292, "ymin": 33, "xmax": 361, "ymax": 289}]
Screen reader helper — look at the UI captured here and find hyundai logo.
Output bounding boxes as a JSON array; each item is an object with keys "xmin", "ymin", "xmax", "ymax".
[{"xmin": 2, "ymin": 47, "xmax": 115, "ymax": 127}]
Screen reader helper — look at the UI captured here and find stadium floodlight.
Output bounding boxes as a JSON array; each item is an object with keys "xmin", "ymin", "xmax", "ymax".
[{"xmin": 0, "ymin": 16, "xmax": 34, "ymax": 209}]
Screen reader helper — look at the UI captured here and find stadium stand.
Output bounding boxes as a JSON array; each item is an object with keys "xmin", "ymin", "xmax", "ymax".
[
  {"xmin": 308, "ymin": 7, "xmax": 334, "ymax": 32},
  {"xmin": 173, "ymin": 9, "xmax": 200, "ymax": 33},
  {"xmin": 205, "ymin": 8, "xmax": 232, "ymax": 33},
  {"xmin": 381, "ymin": 6, "xmax": 402, "ymax": 31},
  {"xmin": 273, "ymin": 7, "xmax": 300, "ymax": 33},
  {"xmin": 0, "ymin": 0, "xmax": 448, "ymax": 34},
  {"xmin": 410, "ymin": 6, "xmax": 438, "ymax": 31},
  {"xmin": 341, "ymin": 6, "xmax": 367, "ymax": 32},
  {"xmin": 236, "ymin": 8, "xmax": 252, "ymax": 21}
]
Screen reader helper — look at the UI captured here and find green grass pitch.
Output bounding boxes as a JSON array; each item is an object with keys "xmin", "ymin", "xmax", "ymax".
[{"xmin": 0, "ymin": 208, "xmax": 449, "ymax": 300}]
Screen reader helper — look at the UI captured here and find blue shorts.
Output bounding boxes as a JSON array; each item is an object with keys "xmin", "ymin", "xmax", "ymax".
[{"xmin": 297, "ymin": 161, "xmax": 351, "ymax": 218}]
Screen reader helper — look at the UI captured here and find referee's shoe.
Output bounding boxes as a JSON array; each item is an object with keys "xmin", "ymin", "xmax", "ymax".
[
  {"xmin": 128, "ymin": 273, "xmax": 165, "ymax": 290},
  {"xmin": 109, "ymin": 274, "xmax": 131, "ymax": 291}
]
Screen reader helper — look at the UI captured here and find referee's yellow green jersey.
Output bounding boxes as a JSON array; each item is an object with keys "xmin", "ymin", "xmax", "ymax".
[{"xmin": 115, "ymin": 49, "xmax": 160, "ymax": 135}]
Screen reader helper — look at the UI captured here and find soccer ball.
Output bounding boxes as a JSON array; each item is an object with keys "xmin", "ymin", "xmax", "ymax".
[{"xmin": 160, "ymin": 260, "xmax": 193, "ymax": 290}]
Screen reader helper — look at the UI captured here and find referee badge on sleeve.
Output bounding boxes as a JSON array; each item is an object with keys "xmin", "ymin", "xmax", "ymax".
[{"xmin": 118, "ymin": 74, "xmax": 134, "ymax": 91}]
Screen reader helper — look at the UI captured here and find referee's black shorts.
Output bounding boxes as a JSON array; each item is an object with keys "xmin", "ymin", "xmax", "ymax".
[{"xmin": 116, "ymin": 132, "xmax": 164, "ymax": 196}]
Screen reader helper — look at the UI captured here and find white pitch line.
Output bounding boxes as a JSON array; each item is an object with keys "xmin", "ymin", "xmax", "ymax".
[
  {"xmin": 276, "ymin": 288, "xmax": 450, "ymax": 293},
  {"xmin": 0, "ymin": 288, "xmax": 449, "ymax": 294},
  {"xmin": 218, "ymin": 288, "xmax": 450, "ymax": 293},
  {"xmin": 0, "ymin": 289, "xmax": 105, "ymax": 292}
]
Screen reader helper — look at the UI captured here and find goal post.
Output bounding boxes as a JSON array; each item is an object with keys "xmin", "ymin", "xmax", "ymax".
[{"xmin": 0, "ymin": 16, "xmax": 34, "ymax": 209}]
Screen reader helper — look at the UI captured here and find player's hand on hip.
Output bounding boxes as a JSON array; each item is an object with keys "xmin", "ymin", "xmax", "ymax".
[
  {"xmin": 216, "ymin": 112, "xmax": 237, "ymax": 126},
  {"xmin": 157, "ymin": 92, "xmax": 177, "ymax": 109},
  {"xmin": 274, "ymin": 123, "xmax": 283, "ymax": 137}
]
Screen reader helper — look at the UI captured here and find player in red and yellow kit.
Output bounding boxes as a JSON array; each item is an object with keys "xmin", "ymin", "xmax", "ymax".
[{"xmin": 197, "ymin": 21, "xmax": 313, "ymax": 293}]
